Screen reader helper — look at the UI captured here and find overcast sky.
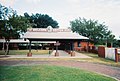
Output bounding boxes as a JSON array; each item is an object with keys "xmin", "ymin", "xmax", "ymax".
[{"xmin": 1, "ymin": 0, "xmax": 120, "ymax": 39}]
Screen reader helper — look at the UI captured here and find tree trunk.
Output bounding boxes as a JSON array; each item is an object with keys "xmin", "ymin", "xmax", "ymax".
[
  {"xmin": 2, "ymin": 42, "xmax": 4, "ymax": 51},
  {"xmin": 5, "ymin": 39, "xmax": 10, "ymax": 56},
  {"xmin": 7, "ymin": 42, "xmax": 10, "ymax": 55}
]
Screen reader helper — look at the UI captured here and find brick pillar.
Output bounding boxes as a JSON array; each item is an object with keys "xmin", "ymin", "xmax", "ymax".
[
  {"xmin": 27, "ymin": 40, "xmax": 32, "ymax": 57},
  {"xmin": 98, "ymin": 46, "xmax": 105, "ymax": 58},
  {"xmin": 74, "ymin": 41, "xmax": 78, "ymax": 51},
  {"xmin": 71, "ymin": 51, "xmax": 75, "ymax": 56},
  {"xmin": 115, "ymin": 49, "xmax": 118, "ymax": 62}
]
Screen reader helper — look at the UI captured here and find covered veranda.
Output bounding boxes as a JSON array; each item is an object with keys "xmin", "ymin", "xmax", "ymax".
[{"xmin": 23, "ymin": 28, "xmax": 89, "ymax": 57}]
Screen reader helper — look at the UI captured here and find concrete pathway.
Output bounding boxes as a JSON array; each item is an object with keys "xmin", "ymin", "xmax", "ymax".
[
  {"xmin": 51, "ymin": 50, "xmax": 92, "ymax": 58},
  {"xmin": 0, "ymin": 50, "xmax": 92, "ymax": 58}
]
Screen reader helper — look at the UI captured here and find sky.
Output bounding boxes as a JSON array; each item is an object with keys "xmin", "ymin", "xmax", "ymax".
[{"xmin": 0, "ymin": 0, "xmax": 120, "ymax": 39}]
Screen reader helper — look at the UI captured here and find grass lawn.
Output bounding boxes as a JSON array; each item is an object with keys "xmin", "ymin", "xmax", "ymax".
[
  {"xmin": 78, "ymin": 52, "xmax": 120, "ymax": 67},
  {"xmin": 0, "ymin": 65, "xmax": 116, "ymax": 81},
  {"xmin": 0, "ymin": 50, "xmax": 52, "ymax": 55}
]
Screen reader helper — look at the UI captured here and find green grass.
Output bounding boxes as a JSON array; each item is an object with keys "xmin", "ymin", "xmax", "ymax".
[
  {"xmin": 77, "ymin": 52, "xmax": 120, "ymax": 67},
  {"xmin": 0, "ymin": 65, "xmax": 116, "ymax": 81},
  {"xmin": 0, "ymin": 50, "xmax": 52, "ymax": 55}
]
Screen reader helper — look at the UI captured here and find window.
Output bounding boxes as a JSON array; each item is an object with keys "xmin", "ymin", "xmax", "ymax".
[{"xmin": 78, "ymin": 41, "xmax": 81, "ymax": 47}]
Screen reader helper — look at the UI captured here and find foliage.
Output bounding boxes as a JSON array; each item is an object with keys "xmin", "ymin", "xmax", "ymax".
[
  {"xmin": 0, "ymin": 65, "xmax": 116, "ymax": 81},
  {"xmin": 9, "ymin": 15, "xmax": 30, "ymax": 37},
  {"xmin": 24, "ymin": 12, "xmax": 59, "ymax": 28},
  {"xmin": 0, "ymin": 15, "xmax": 30, "ymax": 39},
  {"xmin": 0, "ymin": 4, "xmax": 16, "ymax": 20},
  {"xmin": 70, "ymin": 17, "xmax": 115, "ymax": 45},
  {"xmin": 0, "ymin": 4, "xmax": 30, "ymax": 39},
  {"xmin": 0, "ymin": 4, "xmax": 30, "ymax": 55},
  {"xmin": 113, "ymin": 40, "xmax": 120, "ymax": 47}
]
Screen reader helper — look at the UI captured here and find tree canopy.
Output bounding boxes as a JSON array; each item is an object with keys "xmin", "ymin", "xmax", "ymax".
[
  {"xmin": 24, "ymin": 13, "xmax": 59, "ymax": 28},
  {"xmin": 70, "ymin": 17, "xmax": 115, "ymax": 45},
  {"xmin": 0, "ymin": 4, "xmax": 16, "ymax": 20},
  {"xmin": 0, "ymin": 4, "xmax": 30, "ymax": 55},
  {"xmin": 0, "ymin": 4, "xmax": 30, "ymax": 39}
]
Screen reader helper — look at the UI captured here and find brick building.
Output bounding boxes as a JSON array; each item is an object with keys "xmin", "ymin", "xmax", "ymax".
[{"xmin": 23, "ymin": 27, "xmax": 92, "ymax": 56}]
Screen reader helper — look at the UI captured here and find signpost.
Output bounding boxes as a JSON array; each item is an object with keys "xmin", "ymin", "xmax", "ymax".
[
  {"xmin": 54, "ymin": 42, "xmax": 60, "ymax": 46},
  {"xmin": 54, "ymin": 41, "xmax": 60, "ymax": 56}
]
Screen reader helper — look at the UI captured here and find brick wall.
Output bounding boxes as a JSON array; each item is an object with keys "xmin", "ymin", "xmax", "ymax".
[
  {"xmin": 88, "ymin": 46, "xmax": 98, "ymax": 54},
  {"xmin": 74, "ymin": 41, "xmax": 94, "ymax": 51},
  {"xmin": 98, "ymin": 46, "xmax": 105, "ymax": 58}
]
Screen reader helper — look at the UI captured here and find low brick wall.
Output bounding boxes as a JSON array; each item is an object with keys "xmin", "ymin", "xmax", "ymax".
[
  {"xmin": 75, "ymin": 45, "xmax": 120, "ymax": 62},
  {"xmin": 74, "ymin": 47, "xmax": 85, "ymax": 51},
  {"xmin": 88, "ymin": 46, "xmax": 98, "ymax": 54},
  {"xmin": 115, "ymin": 49, "xmax": 120, "ymax": 62},
  {"xmin": 98, "ymin": 46, "xmax": 105, "ymax": 58}
]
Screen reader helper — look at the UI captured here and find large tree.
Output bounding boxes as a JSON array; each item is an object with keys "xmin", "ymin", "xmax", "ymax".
[
  {"xmin": 24, "ymin": 13, "xmax": 59, "ymax": 28},
  {"xmin": 0, "ymin": 4, "xmax": 16, "ymax": 20},
  {"xmin": 0, "ymin": 4, "xmax": 30, "ymax": 55},
  {"xmin": 70, "ymin": 17, "xmax": 115, "ymax": 45}
]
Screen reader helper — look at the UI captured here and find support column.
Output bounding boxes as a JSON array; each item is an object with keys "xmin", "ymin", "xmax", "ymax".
[
  {"xmin": 55, "ymin": 41, "xmax": 59, "ymax": 56},
  {"xmin": 86, "ymin": 41, "xmax": 89, "ymax": 52},
  {"xmin": 71, "ymin": 42, "xmax": 75, "ymax": 56},
  {"xmin": 68, "ymin": 43, "xmax": 71, "ymax": 54},
  {"xmin": 27, "ymin": 40, "xmax": 32, "ymax": 57}
]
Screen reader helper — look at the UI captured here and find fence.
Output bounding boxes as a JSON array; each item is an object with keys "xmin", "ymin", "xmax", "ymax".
[
  {"xmin": 105, "ymin": 48, "xmax": 115, "ymax": 60},
  {"xmin": 98, "ymin": 46, "xmax": 120, "ymax": 62},
  {"xmin": 76, "ymin": 45, "xmax": 120, "ymax": 62}
]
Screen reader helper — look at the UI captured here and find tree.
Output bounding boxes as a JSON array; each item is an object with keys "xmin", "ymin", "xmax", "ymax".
[
  {"xmin": 0, "ymin": 4, "xmax": 16, "ymax": 20},
  {"xmin": 113, "ymin": 40, "xmax": 120, "ymax": 47},
  {"xmin": 24, "ymin": 13, "xmax": 59, "ymax": 28},
  {"xmin": 70, "ymin": 17, "xmax": 115, "ymax": 45},
  {"xmin": 0, "ymin": 4, "xmax": 30, "ymax": 55}
]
